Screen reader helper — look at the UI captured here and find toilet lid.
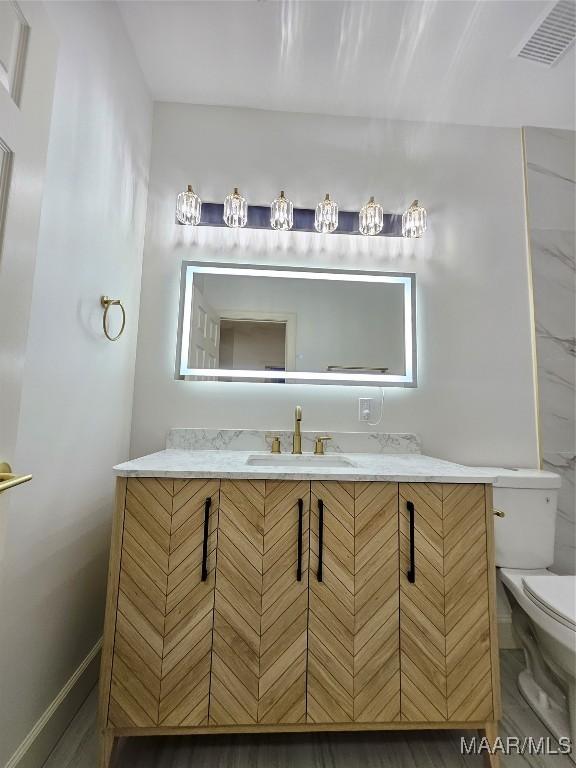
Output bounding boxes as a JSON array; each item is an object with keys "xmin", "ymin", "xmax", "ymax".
[{"xmin": 522, "ymin": 576, "xmax": 576, "ymax": 632}]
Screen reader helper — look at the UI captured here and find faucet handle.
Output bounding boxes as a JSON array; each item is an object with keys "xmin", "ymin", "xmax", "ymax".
[
  {"xmin": 271, "ymin": 436, "xmax": 282, "ymax": 454},
  {"xmin": 314, "ymin": 436, "xmax": 332, "ymax": 455}
]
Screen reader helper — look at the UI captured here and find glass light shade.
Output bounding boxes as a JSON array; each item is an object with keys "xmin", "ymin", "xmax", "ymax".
[
  {"xmin": 315, "ymin": 193, "xmax": 339, "ymax": 233},
  {"xmin": 402, "ymin": 199, "xmax": 427, "ymax": 238},
  {"xmin": 270, "ymin": 190, "xmax": 293, "ymax": 231},
  {"xmin": 176, "ymin": 184, "xmax": 202, "ymax": 225},
  {"xmin": 359, "ymin": 196, "xmax": 384, "ymax": 236},
  {"xmin": 223, "ymin": 187, "xmax": 248, "ymax": 228}
]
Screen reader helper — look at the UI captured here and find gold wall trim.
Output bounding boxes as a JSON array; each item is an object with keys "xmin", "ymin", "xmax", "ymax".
[{"xmin": 521, "ymin": 126, "xmax": 543, "ymax": 469}]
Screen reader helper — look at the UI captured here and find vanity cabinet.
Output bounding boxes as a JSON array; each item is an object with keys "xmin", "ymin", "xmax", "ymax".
[{"xmin": 99, "ymin": 477, "xmax": 500, "ymax": 767}]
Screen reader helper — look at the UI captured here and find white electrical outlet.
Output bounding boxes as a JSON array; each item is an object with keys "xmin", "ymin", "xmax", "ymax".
[{"xmin": 358, "ymin": 397, "xmax": 373, "ymax": 422}]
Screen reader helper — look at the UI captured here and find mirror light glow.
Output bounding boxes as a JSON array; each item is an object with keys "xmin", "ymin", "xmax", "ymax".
[{"xmin": 178, "ymin": 262, "xmax": 417, "ymax": 386}]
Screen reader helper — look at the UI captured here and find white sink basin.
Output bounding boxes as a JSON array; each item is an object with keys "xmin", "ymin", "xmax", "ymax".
[{"xmin": 246, "ymin": 454, "xmax": 356, "ymax": 469}]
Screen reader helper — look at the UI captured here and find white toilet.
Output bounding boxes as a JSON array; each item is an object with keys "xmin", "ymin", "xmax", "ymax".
[{"xmin": 492, "ymin": 468, "xmax": 575, "ymax": 754}]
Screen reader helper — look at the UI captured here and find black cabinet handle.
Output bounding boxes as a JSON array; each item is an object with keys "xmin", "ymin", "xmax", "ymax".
[
  {"xmin": 317, "ymin": 498, "xmax": 324, "ymax": 582},
  {"xmin": 201, "ymin": 496, "xmax": 211, "ymax": 582},
  {"xmin": 297, "ymin": 498, "xmax": 303, "ymax": 581},
  {"xmin": 407, "ymin": 500, "xmax": 416, "ymax": 583}
]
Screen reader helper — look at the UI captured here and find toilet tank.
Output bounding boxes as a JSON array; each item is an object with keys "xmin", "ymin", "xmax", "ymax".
[{"xmin": 491, "ymin": 469, "xmax": 561, "ymax": 569}]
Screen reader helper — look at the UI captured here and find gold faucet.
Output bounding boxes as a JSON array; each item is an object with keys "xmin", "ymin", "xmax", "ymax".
[{"xmin": 292, "ymin": 406, "xmax": 302, "ymax": 454}]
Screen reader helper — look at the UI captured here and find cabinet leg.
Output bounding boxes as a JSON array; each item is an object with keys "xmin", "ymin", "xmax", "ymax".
[
  {"xmin": 479, "ymin": 722, "xmax": 500, "ymax": 768},
  {"xmin": 100, "ymin": 730, "xmax": 116, "ymax": 768}
]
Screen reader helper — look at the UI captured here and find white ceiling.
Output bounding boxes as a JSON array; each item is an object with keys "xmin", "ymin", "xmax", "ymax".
[{"xmin": 118, "ymin": 0, "xmax": 575, "ymax": 129}]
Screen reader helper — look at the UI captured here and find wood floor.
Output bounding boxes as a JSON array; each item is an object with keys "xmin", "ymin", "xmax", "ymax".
[{"xmin": 43, "ymin": 652, "xmax": 572, "ymax": 767}]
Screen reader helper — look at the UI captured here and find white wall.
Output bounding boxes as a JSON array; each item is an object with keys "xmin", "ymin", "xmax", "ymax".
[
  {"xmin": 220, "ymin": 321, "xmax": 286, "ymax": 372},
  {"xmin": 132, "ymin": 103, "xmax": 539, "ymax": 469},
  {"xmin": 0, "ymin": 2, "xmax": 152, "ymax": 763}
]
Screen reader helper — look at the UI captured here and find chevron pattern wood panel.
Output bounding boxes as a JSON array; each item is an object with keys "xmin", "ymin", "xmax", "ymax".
[
  {"xmin": 399, "ymin": 483, "xmax": 447, "ymax": 723},
  {"xmin": 159, "ymin": 479, "xmax": 220, "ymax": 726},
  {"xmin": 354, "ymin": 482, "xmax": 400, "ymax": 723},
  {"xmin": 209, "ymin": 480, "xmax": 265, "ymax": 725},
  {"xmin": 307, "ymin": 481, "xmax": 355, "ymax": 723},
  {"xmin": 108, "ymin": 478, "xmax": 173, "ymax": 727},
  {"xmin": 104, "ymin": 476, "xmax": 495, "ymax": 737},
  {"xmin": 444, "ymin": 484, "xmax": 493, "ymax": 722},
  {"xmin": 259, "ymin": 481, "xmax": 310, "ymax": 724},
  {"xmin": 399, "ymin": 483, "xmax": 494, "ymax": 724}
]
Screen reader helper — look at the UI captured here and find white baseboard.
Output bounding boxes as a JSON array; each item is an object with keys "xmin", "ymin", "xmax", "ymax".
[{"xmin": 5, "ymin": 638, "xmax": 102, "ymax": 768}]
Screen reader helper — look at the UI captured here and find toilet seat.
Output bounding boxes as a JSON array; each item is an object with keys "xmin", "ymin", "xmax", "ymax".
[
  {"xmin": 522, "ymin": 575, "xmax": 576, "ymax": 633},
  {"xmin": 499, "ymin": 568, "xmax": 576, "ymax": 653}
]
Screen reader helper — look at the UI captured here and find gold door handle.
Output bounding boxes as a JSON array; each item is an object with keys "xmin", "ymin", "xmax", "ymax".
[
  {"xmin": 0, "ymin": 462, "xmax": 33, "ymax": 493},
  {"xmin": 493, "ymin": 508, "xmax": 506, "ymax": 518}
]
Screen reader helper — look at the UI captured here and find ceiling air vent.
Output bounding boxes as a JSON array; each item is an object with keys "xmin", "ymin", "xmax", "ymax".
[{"xmin": 516, "ymin": 0, "xmax": 576, "ymax": 66}]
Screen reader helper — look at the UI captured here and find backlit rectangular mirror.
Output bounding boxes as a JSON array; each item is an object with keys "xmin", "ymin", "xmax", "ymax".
[{"xmin": 176, "ymin": 262, "xmax": 417, "ymax": 386}]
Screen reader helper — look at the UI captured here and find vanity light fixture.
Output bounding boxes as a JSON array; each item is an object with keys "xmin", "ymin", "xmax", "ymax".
[
  {"xmin": 172, "ymin": 183, "xmax": 427, "ymax": 237},
  {"xmin": 402, "ymin": 199, "xmax": 427, "ymax": 238},
  {"xmin": 176, "ymin": 184, "xmax": 202, "ymax": 225},
  {"xmin": 359, "ymin": 196, "xmax": 384, "ymax": 236},
  {"xmin": 314, "ymin": 193, "xmax": 339, "ymax": 233},
  {"xmin": 270, "ymin": 190, "xmax": 293, "ymax": 231},
  {"xmin": 223, "ymin": 187, "xmax": 248, "ymax": 228}
]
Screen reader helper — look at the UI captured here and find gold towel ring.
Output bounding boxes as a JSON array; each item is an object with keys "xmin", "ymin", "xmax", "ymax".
[{"xmin": 100, "ymin": 296, "xmax": 126, "ymax": 341}]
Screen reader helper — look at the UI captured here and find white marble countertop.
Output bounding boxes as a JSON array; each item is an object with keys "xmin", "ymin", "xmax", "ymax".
[{"xmin": 114, "ymin": 449, "xmax": 498, "ymax": 483}]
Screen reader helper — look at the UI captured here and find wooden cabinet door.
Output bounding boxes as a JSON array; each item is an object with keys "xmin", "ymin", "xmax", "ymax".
[
  {"xmin": 307, "ymin": 481, "xmax": 400, "ymax": 724},
  {"xmin": 106, "ymin": 478, "xmax": 220, "ymax": 728},
  {"xmin": 209, "ymin": 479, "xmax": 265, "ymax": 725},
  {"xmin": 259, "ymin": 480, "xmax": 310, "ymax": 724},
  {"xmin": 108, "ymin": 478, "xmax": 173, "ymax": 728},
  {"xmin": 443, "ymin": 484, "xmax": 495, "ymax": 722},
  {"xmin": 399, "ymin": 482, "xmax": 447, "ymax": 722},
  {"xmin": 399, "ymin": 483, "xmax": 495, "ymax": 723},
  {"xmin": 308, "ymin": 481, "xmax": 355, "ymax": 723},
  {"xmin": 159, "ymin": 479, "xmax": 220, "ymax": 726},
  {"xmin": 209, "ymin": 480, "xmax": 310, "ymax": 725},
  {"xmin": 354, "ymin": 482, "xmax": 400, "ymax": 723}
]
